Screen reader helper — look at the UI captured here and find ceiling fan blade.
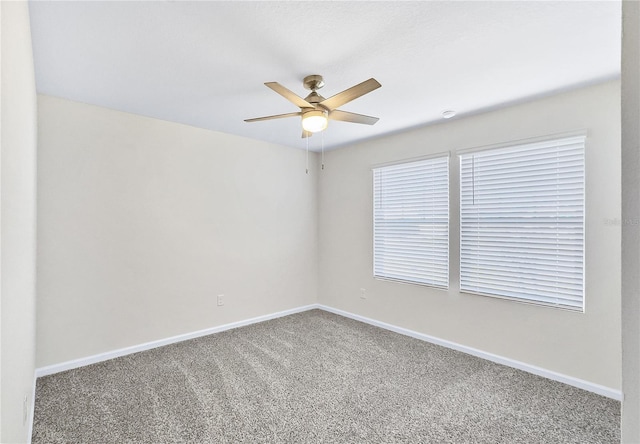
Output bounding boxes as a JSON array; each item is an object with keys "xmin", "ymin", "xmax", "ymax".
[
  {"xmin": 302, "ymin": 130, "xmax": 313, "ymax": 138},
  {"xmin": 265, "ymin": 82, "xmax": 315, "ymax": 109},
  {"xmin": 329, "ymin": 110, "xmax": 379, "ymax": 125},
  {"xmin": 319, "ymin": 78, "xmax": 381, "ymax": 111},
  {"xmin": 244, "ymin": 112, "xmax": 301, "ymax": 123}
]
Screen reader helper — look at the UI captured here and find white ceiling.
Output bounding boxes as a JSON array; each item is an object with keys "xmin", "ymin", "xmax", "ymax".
[{"xmin": 28, "ymin": 1, "xmax": 621, "ymax": 151}]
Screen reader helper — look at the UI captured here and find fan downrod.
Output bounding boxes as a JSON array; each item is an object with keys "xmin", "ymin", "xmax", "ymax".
[{"xmin": 303, "ymin": 75, "xmax": 325, "ymax": 91}]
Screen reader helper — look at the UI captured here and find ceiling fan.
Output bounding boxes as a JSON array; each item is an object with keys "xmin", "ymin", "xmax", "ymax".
[{"xmin": 245, "ymin": 75, "xmax": 381, "ymax": 138}]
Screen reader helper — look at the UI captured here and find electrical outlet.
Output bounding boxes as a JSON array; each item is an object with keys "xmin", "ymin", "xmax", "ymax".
[
  {"xmin": 23, "ymin": 395, "xmax": 28, "ymax": 425},
  {"xmin": 217, "ymin": 294, "xmax": 224, "ymax": 306},
  {"xmin": 360, "ymin": 288, "xmax": 367, "ymax": 299}
]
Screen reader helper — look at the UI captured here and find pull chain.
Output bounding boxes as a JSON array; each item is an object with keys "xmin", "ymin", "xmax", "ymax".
[
  {"xmin": 305, "ymin": 134, "xmax": 309, "ymax": 174},
  {"xmin": 321, "ymin": 130, "xmax": 325, "ymax": 170}
]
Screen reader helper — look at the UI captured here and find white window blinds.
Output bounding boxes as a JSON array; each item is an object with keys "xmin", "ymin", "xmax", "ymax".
[
  {"xmin": 459, "ymin": 135, "xmax": 585, "ymax": 310},
  {"xmin": 373, "ymin": 156, "xmax": 449, "ymax": 288}
]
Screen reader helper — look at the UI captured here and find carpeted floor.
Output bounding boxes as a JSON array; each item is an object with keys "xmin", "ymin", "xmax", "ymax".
[{"xmin": 32, "ymin": 309, "xmax": 620, "ymax": 443}]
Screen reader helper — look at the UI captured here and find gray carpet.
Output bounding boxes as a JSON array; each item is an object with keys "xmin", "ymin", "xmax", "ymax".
[{"xmin": 32, "ymin": 309, "xmax": 620, "ymax": 443}]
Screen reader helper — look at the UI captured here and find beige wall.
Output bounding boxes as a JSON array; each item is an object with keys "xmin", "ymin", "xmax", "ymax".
[
  {"xmin": 1, "ymin": 1, "xmax": 38, "ymax": 442},
  {"xmin": 319, "ymin": 81, "xmax": 622, "ymax": 390},
  {"xmin": 36, "ymin": 95, "xmax": 318, "ymax": 367},
  {"xmin": 622, "ymin": 0, "xmax": 640, "ymax": 441}
]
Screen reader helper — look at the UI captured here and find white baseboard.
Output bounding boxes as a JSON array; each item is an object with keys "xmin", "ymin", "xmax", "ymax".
[
  {"xmin": 28, "ymin": 370, "xmax": 36, "ymax": 444},
  {"xmin": 34, "ymin": 302, "xmax": 622, "ymax": 402},
  {"xmin": 317, "ymin": 304, "xmax": 622, "ymax": 401},
  {"xmin": 35, "ymin": 304, "xmax": 319, "ymax": 378}
]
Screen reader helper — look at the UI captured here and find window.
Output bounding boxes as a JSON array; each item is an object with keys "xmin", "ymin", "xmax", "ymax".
[
  {"xmin": 373, "ymin": 156, "xmax": 449, "ymax": 288},
  {"xmin": 459, "ymin": 135, "xmax": 586, "ymax": 311}
]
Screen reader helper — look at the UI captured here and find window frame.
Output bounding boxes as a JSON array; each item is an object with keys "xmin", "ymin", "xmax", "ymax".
[
  {"xmin": 372, "ymin": 153, "xmax": 450, "ymax": 289},
  {"xmin": 457, "ymin": 133, "xmax": 587, "ymax": 312}
]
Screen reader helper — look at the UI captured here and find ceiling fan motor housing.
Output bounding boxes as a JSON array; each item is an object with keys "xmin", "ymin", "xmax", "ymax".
[{"xmin": 304, "ymin": 91, "xmax": 325, "ymax": 108}]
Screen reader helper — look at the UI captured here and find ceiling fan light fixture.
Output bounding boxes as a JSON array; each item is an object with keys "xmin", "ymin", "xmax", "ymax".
[{"xmin": 302, "ymin": 109, "xmax": 328, "ymax": 133}]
